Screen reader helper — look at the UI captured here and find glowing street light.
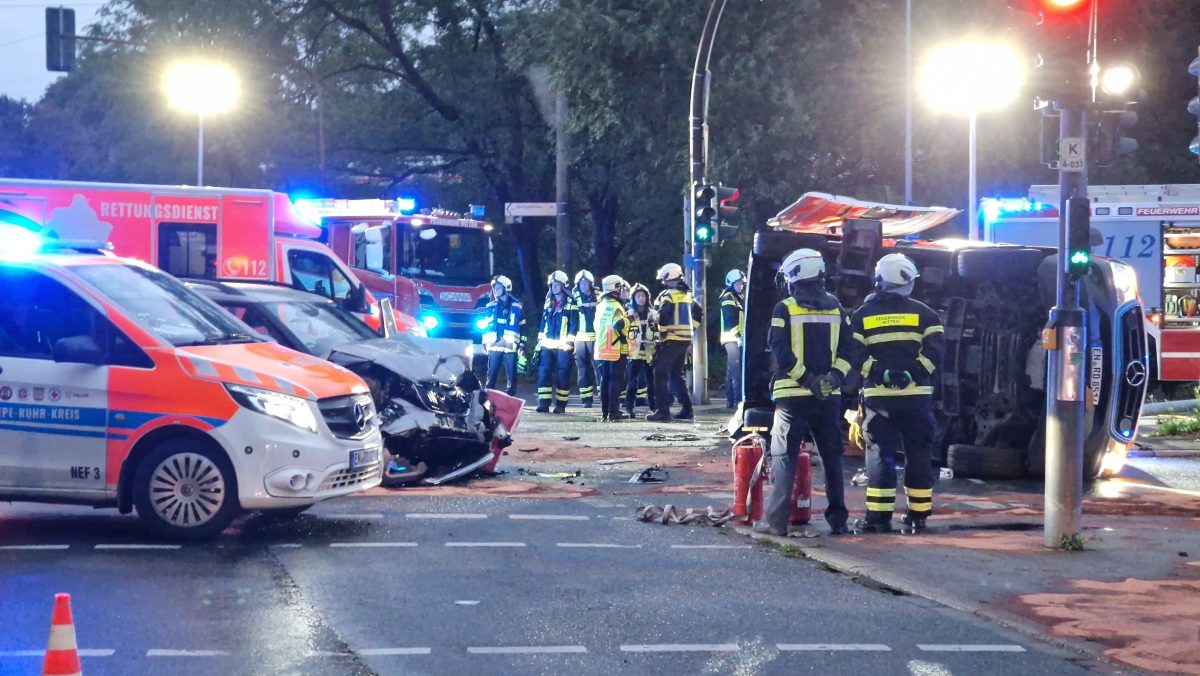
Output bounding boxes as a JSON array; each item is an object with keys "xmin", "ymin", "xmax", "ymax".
[
  {"xmin": 1099, "ymin": 64, "xmax": 1139, "ymax": 97},
  {"xmin": 920, "ymin": 41, "xmax": 1024, "ymax": 239},
  {"xmin": 163, "ymin": 60, "xmax": 240, "ymax": 186}
]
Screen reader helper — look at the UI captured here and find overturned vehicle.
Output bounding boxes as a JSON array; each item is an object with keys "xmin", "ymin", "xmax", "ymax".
[
  {"xmin": 737, "ymin": 193, "xmax": 1148, "ymax": 480},
  {"xmin": 186, "ymin": 280, "xmax": 520, "ymax": 485}
]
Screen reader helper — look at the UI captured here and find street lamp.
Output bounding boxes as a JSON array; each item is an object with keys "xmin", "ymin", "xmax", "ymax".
[
  {"xmin": 920, "ymin": 41, "xmax": 1024, "ymax": 239},
  {"xmin": 163, "ymin": 60, "xmax": 240, "ymax": 186}
]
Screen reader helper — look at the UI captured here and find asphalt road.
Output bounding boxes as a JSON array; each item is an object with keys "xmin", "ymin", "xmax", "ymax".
[{"xmin": 0, "ymin": 495, "xmax": 1099, "ymax": 676}]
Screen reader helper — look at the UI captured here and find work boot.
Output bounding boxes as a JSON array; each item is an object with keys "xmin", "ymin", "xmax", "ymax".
[
  {"xmin": 899, "ymin": 513, "xmax": 928, "ymax": 534},
  {"xmin": 601, "ymin": 414, "xmax": 610, "ymax": 422},
  {"xmin": 535, "ymin": 402, "xmax": 550, "ymax": 413},
  {"xmin": 624, "ymin": 409, "xmax": 637, "ymax": 420},
  {"xmin": 752, "ymin": 520, "xmax": 787, "ymax": 536},
  {"xmin": 582, "ymin": 399, "xmax": 593, "ymax": 409},
  {"xmin": 645, "ymin": 409, "xmax": 671, "ymax": 422},
  {"xmin": 827, "ymin": 517, "xmax": 849, "ymax": 536},
  {"xmin": 851, "ymin": 518, "xmax": 893, "ymax": 534},
  {"xmin": 672, "ymin": 408, "xmax": 694, "ymax": 421},
  {"xmin": 552, "ymin": 403, "xmax": 567, "ymax": 414}
]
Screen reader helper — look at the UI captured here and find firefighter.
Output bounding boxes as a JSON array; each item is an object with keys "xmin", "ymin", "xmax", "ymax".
[
  {"xmin": 570, "ymin": 270, "xmax": 599, "ymax": 408},
  {"xmin": 647, "ymin": 262, "xmax": 698, "ymax": 421},
  {"xmin": 719, "ymin": 269, "xmax": 746, "ymax": 409},
  {"xmin": 536, "ymin": 270, "xmax": 577, "ymax": 414},
  {"xmin": 753, "ymin": 248, "xmax": 852, "ymax": 536},
  {"xmin": 595, "ymin": 275, "xmax": 630, "ymax": 422},
  {"xmin": 482, "ymin": 274, "xmax": 524, "ymax": 396},
  {"xmin": 625, "ymin": 282, "xmax": 656, "ymax": 418},
  {"xmin": 848, "ymin": 253, "xmax": 944, "ymax": 534}
]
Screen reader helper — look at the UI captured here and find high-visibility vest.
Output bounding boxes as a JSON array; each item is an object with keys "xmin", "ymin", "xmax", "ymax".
[
  {"xmin": 655, "ymin": 289, "xmax": 694, "ymax": 342},
  {"xmin": 770, "ymin": 297, "xmax": 850, "ymax": 400},
  {"xmin": 627, "ymin": 306, "xmax": 656, "ymax": 362},
  {"xmin": 719, "ymin": 288, "xmax": 744, "ymax": 345},
  {"xmin": 571, "ymin": 289, "xmax": 599, "ymax": 341},
  {"xmin": 482, "ymin": 296, "xmax": 523, "ymax": 353},
  {"xmin": 538, "ymin": 294, "xmax": 575, "ymax": 350},
  {"xmin": 594, "ymin": 296, "xmax": 627, "ymax": 361}
]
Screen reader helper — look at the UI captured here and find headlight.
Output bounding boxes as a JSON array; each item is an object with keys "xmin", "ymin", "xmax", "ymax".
[
  {"xmin": 1110, "ymin": 260, "xmax": 1139, "ymax": 304},
  {"xmin": 226, "ymin": 384, "xmax": 319, "ymax": 434}
]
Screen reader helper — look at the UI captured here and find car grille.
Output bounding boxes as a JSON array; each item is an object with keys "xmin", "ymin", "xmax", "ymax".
[
  {"xmin": 318, "ymin": 393, "xmax": 376, "ymax": 440},
  {"xmin": 1111, "ymin": 303, "xmax": 1148, "ymax": 441},
  {"xmin": 320, "ymin": 466, "xmax": 379, "ymax": 491}
]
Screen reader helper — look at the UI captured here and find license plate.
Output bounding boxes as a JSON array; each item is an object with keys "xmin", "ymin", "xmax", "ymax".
[
  {"xmin": 1089, "ymin": 347, "xmax": 1103, "ymax": 406},
  {"xmin": 350, "ymin": 448, "xmax": 380, "ymax": 469}
]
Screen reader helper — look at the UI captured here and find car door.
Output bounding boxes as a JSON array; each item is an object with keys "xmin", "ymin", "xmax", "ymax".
[{"xmin": 0, "ymin": 265, "xmax": 110, "ymax": 496}]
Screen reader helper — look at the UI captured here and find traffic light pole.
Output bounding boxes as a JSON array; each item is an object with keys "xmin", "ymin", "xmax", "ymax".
[{"xmin": 1044, "ymin": 106, "xmax": 1088, "ymax": 549}]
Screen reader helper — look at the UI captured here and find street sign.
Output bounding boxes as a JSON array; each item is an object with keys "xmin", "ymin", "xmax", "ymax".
[
  {"xmin": 504, "ymin": 202, "xmax": 559, "ymax": 223},
  {"xmin": 1058, "ymin": 137, "xmax": 1086, "ymax": 172}
]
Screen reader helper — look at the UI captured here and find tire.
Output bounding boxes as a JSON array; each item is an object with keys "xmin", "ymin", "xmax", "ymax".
[
  {"xmin": 946, "ymin": 444, "xmax": 1027, "ymax": 480},
  {"xmin": 132, "ymin": 438, "xmax": 240, "ymax": 541},
  {"xmin": 956, "ymin": 248, "xmax": 1047, "ymax": 282}
]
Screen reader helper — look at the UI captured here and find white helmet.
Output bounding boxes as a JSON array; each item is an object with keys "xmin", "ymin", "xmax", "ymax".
[
  {"xmin": 547, "ymin": 270, "xmax": 569, "ymax": 286},
  {"xmin": 725, "ymin": 269, "xmax": 746, "ymax": 287},
  {"xmin": 601, "ymin": 274, "xmax": 625, "ymax": 293},
  {"xmin": 574, "ymin": 270, "xmax": 594, "ymax": 286},
  {"xmin": 491, "ymin": 275, "xmax": 513, "ymax": 292},
  {"xmin": 780, "ymin": 248, "xmax": 825, "ymax": 283},
  {"xmin": 656, "ymin": 262, "xmax": 684, "ymax": 283},
  {"xmin": 874, "ymin": 253, "xmax": 919, "ymax": 293}
]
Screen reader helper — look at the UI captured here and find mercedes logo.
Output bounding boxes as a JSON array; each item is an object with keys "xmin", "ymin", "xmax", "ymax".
[
  {"xmin": 352, "ymin": 402, "xmax": 368, "ymax": 430},
  {"xmin": 1125, "ymin": 361, "xmax": 1147, "ymax": 388}
]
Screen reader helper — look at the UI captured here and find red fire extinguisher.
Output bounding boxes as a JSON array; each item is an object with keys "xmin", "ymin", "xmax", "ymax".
[
  {"xmin": 789, "ymin": 445, "xmax": 813, "ymax": 525},
  {"xmin": 731, "ymin": 434, "xmax": 767, "ymax": 525}
]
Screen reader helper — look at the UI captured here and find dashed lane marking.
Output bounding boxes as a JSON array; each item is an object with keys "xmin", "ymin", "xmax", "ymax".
[
  {"xmin": 620, "ymin": 644, "xmax": 740, "ymax": 653},
  {"xmin": 508, "ymin": 514, "xmax": 590, "ymax": 521},
  {"xmin": 468, "ymin": 646, "xmax": 588, "ymax": 654},
  {"xmin": 147, "ymin": 650, "xmax": 231, "ymax": 657},
  {"xmin": 95, "ymin": 544, "xmax": 181, "ymax": 550},
  {"xmin": 777, "ymin": 644, "xmax": 891, "ymax": 651},
  {"xmin": 358, "ymin": 648, "xmax": 432, "ymax": 656},
  {"xmin": 0, "ymin": 649, "xmax": 114, "ymax": 657},
  {"xmin": 556, "ymin": 543, "xmax": 642, "ymax": 549},
  {"xmin": 455, "ymin": 600, "xmax": 481, "ymax": 605},
  {"xmin": 670, "ymin": 545, "xmax": 754, "ymax": 550},
  {"xmin": 407, "ymin": 513, "xmax": 488, "ymax": 520},
  {"xmin": 329, "ymin": 542, "xmax": 418, "ymax": 548},
  {"xmin": 0, "ymin": 545, "xmax": 69, "ymax": 551},
  {"xmin": 445, "ymin": 542, "xmax": 526, "ymax": 547},
  {"xmin": 917, "ymin": 645, "xmax": 1027, "ymax": 652}
]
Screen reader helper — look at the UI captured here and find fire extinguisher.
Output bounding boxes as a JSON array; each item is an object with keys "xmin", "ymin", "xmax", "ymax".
[
  {"xmin": 731, "ymin": 434, "xmax": 767, "ymax": 525},
  {"xmin": 789, "ymin": 445, "xmax": 813, "ymax": 525}
]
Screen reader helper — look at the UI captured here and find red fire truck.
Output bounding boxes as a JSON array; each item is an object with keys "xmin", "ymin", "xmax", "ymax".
[
  {"xmin": 984, "ymin": 184, "xmax": 1200, "ymax": 382},
  {"xmin": 0, "ymin": 178, "xmax": 418, "ymax": 333},
  {"xmin": 299, "ymin": 198, "xmax": 496, "ymax": 350}
]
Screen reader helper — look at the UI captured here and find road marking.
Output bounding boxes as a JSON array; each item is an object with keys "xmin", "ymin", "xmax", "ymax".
[
  {"xmin": 508, "ymin": 514, "xmax": 589, "ymax": 521},
  {"xmin": 328, "ymin": 514, "xmax": 385, "ymax": 520},
  {"xmin": 557, "ymin": 543, "xmax": 641, "ymax": 549},
  {"xmin": 329, "ymin": 542, "xmax": 418, "ymax": 548},
  {"xmin": 0, "ymin": 649, "xmax": 115, "ymax": 657},
  {"xmin": 407, "ymin": 513, "xmax": 488, "ymax": 520},
  {"xmin": 0, "ymin": 545, "xmax": 70, "ymax": 551},
  {"xmin": 917, "ymin": 645, "xmax": 1026, "ymax": 652},
  {"xmin": 468, "ymin": 646, "xmax": 587, "ymax": 654},
  {"xmin": 95, "ymin": 544, "xmax": 181, "ymax": 550},
  {"xmin": 670, "ymin": 545, "xmax": 754, "ymax": 550},
  {"xmin": 147, "ymin": 649, "xmax": 231, "ymax": 657},
  {"xmin": 358, "ymin": 648, "xmax": 432, "ymax": 656},
  {"xmin": 621, "ymin": 644, "xmax": 740, "ymax": 653},
  {"xmin": 455, "ymin": 600, "xmax": 481, "ymax": 605},
  {"xmin": 703, "ymin": 492, "xmax": 735, "ymax": 500},
  {"xmin": 777, "ymin": 644, "xmax": 891, "ymax": 651},
  {"xmin": 445, "ymin": 542, "xmax": 526, "ymax": 547}
]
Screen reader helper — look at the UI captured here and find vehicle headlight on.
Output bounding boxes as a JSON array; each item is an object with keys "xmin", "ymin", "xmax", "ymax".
[
  {"xmin": 226, "ymin": 384, "xmax": 319, "ymax": 434},
  {"xmin": 1110, "ymin": 260, "xmax": 1139, "ymax": 304}
]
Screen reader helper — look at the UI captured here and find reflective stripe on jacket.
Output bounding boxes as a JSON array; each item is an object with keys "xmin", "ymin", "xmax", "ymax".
[
  {"xmin": 538, "ymin": 294, "xmax": 576, "ymax": 350},
  {"xmin": 849, "ymin": 292, "xmax": 945, "ymax": 401},
  {"xmin": 718, "ymin": 288, "xmax": 744, "ymax": 345},
  {"xmin": 570, "ymin": 288, "xmax": 599, "ymax": 341},
  {"xmin": 482, "ymin": 295, "xmax": 524, "ymax": 353},
  {"xmin": 594, "ymin": 296, "xmax": 628, "ymax": 361},
  {"xmin": 626, "ymin": 303, "xmax": 656, "ymax": 362},
  {"xmin": 769, "ymin": 295, "xmax": 853, "ymax": 400},
  {"xmin": 654, "ymin": 287, "xmax": 697, "ymax": 342}
]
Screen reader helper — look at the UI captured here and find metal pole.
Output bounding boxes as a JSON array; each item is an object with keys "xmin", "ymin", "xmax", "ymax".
[
  {"xmin": 968, "ymin": 109, "xmax": 977, "ymax": 240},
  {"xmin": 196, "ymin": 113, "xmax": 204, "ymax": 186},
  {"xmin": 904, "ymin": 0, "xmax": 913, "ymax": 205},
  {"xmin": 1044, "ymin": 105, "xmax": 1088, "ymax": 549},
  {"xmin": 555, "ymin": 87, "xmax": 570, "ymax": 271}
]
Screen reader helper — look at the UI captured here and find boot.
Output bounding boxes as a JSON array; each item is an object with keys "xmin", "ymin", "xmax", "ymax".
[
  {"xmin": 851, "ymin": 518, "xmax": 893, "ymax": 534},
  {"xmin": 601, "ymin": 414, "xmax": 610, "ymax": 422},
  {"xmin": 552, "ymin": 403, "xmax": 567, "ymax": 414},
  {"xmin": 536, "ymin": 401, "xmax": 550, "ymax": 413},
  {"xmin": 645, "ymin": 409, "xmax": 671, "ymax": 422},
  {"xmin": 752, "ymin": 520, "xmax": 787, "ymax": 536},
  {"xmin": 582, "ymin": 399, "xmax": 593, "ymax": 409},
  {"xmin": 672, "ymin": 408, "xmax": 694, "ymax": 421},
  {"xmin": 624, "ymin": 409, "xmax": 638, "ymax": 420},
  {"xmin": 899, "ymin": 513, "xmax": 928, "ymax": 534}
]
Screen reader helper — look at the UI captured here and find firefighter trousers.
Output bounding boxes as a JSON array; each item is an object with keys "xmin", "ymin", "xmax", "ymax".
[
  {"xmin": 485, "ymin": 351, "xmax": 517, "ymax": 395},
  {"xmin": 724, "ymin": 341, "xmax": 742, "ymax": 409},
  {"xmin": 625, "ymin": 359, "xmax": 653, "ymax": 412},
  {"xmin": 597, "ymin": 356, "xmax": 627, "ymax": 419},
  {"xmin": 861, "ymin": 399, "xmax": 937, "ymax": 524},
  {"xmin": 536, "ymin": 348, "xmax": 572, "ymax": 410},
  {"xmin": 764, "ymin": 397, "xmax": 848, "ymax": 532},
  {"xmin": 574, "ymin": 341, "xmax": 597, "ymax": 406},
  {"xmin": 653, "ymin": 340, "xmax": 692, "ymax": 414}
]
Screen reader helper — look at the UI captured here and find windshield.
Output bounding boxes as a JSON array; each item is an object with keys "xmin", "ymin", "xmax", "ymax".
[
  {"xmin": 71, "ymin": 264, "xmax": 258, "ymax": 347},
  {"xmin": 263, "ymin": 300, "xmax": 378, "ymax": 356},
  {"xmin": 399, "ymin": 225, "xmax": 491, "ymax": 285}
]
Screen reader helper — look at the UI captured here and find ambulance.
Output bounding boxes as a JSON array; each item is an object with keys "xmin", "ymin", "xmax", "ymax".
[
  {"xmin": 984, "ymin": 184, "xmax": 1200, "ymax": 382},
  {"xmin": 0, "ymin": 178, "xmax": 419, "ymax": 334},
  {"xmin": 0, "ymin": 235, "xmax": 383, "ymax": 539}
]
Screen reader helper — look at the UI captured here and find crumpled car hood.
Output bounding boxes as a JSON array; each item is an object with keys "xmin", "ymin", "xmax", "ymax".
[{"xmin": 325, "ymin": 335, "xmax": 471, "ymax": 383}]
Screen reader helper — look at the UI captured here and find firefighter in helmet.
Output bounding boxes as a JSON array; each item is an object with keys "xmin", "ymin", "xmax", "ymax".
[
  {"xmin": 647, "ymin": 262, "xmax": 699, "ymax": 421},
  {"xmin": 719, "ymin": 269, "xmax": 746, "ymax": 409},
  {"xmin": 570, "ymin": 270, "xmax": 599, "ymax": 408},
  {"xmin": 594, "ymin": 275, "xmax": 630, "ymax": 422},
  {"xmin": 482, "ymin": 274, "xmax": 524, "ymax": 395},
  {"xmin": 624, "ymin": 282, "xmax": 656, "ymax": 418},
  {"xmin": 849, "ymin": 253, "xmax": 944, "ymax": 534},
  {"xmin": 753, "ymin": 248, "xmax": 852, "ymax": 536},
  {"xmin": 536, "ymin": 270, "xmax": 577, "ymax": 413}
]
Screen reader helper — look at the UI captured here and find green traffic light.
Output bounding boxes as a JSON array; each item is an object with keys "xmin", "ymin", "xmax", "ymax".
[
  {"xmin": 696, "ymin": 225, "xmax": 711, "ymax": 242},
  {"xmin": 1070, "ymin": 250, "xmax": 1090, "ymax": 265}
]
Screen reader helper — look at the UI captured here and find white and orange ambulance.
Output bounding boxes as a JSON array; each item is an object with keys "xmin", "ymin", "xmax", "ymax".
[{"xmin": 0, "ymin": 234, "xmax": 383, "ymax": 539}]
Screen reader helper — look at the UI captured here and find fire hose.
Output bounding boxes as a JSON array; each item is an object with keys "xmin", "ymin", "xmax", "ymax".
[{"xmin": 635, "ymin": 504, "xmax": 735, "ymax": 526}]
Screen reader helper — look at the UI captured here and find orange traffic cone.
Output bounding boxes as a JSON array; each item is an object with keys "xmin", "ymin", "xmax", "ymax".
[{"xmin": 42, "ymin": 593, "xmax": 81, "ymax": 676}]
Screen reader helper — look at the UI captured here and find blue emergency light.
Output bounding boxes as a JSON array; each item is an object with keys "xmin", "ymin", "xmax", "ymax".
[
  {"xmin": 397, "ymin": 197, "xmax": 418, "ymax": 214},
  {"xmin": 0, "ymin": 223, "xmax": 45, "ymax": 258},
  {"xmin": 475, "ymin": 317, "xmax": 490, "ymax": 331},
  {"xmin": 979, "ymin": 197, "xmax": 1052, "ymax": 228},
  {"xmin": 419, "ymin": 313, "xmax": 440, "ymax": 331}
]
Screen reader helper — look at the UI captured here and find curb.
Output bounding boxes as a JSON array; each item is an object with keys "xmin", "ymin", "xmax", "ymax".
[{"xmin": 730, "ymin": 525, "xmax": 1133, "ymax": 671}]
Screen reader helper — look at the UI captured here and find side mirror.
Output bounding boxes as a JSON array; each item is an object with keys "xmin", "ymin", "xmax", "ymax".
[
  {"xmin": 345, "ymin": 284, "xmax": 369, "ymax": 313},
  {"xmin": 52, "ymin": 335, "xmax": 105, "ymax": 365}
]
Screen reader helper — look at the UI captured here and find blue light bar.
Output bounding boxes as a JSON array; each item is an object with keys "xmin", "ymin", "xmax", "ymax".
[
  {"xmin": 397, "ymin": 197, "xmax": 418, "ymax": 214},
  {"xmin": 980, "ymin": 197, "xmax": 1052, "ymax": 226},
  {"xmin": 0, "ymin": 223, "xmax": 44, "ymax": 258},
  {"xmin": 420, "ymin": 313, "xmax": 440, "ymax": 331}
]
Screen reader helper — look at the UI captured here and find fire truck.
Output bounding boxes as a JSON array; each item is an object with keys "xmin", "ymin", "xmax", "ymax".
[
  {"xmin": 0, "ymin": 178, "xmax": 417, "ymax": 333},
  {"xmin": 298, "ymin": 198, "xmax": 496, "ymax": 350},
  {"xmin": 984, "ymin": 184, "xmax": 1200, "ymax": 383}
]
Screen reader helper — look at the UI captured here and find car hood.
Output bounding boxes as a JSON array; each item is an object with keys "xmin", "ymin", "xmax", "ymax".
[
  {"xmin": 768, "ymin": 192, "xmax": 960, "ymax": 237},
  {"xmin": 177, "ymin": 342, "xmax": 369, "ymax": 400},
  {"xmin": 325, "ymin": 335, "xmax": 472, "ymax": 384}
]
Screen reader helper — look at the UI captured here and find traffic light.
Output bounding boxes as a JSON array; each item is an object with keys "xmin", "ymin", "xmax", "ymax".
[
  {"xmin": 714, "ymin": 184, "xmax": 740, "ymax": 244},
  {"xmin": 1189, "ymin": 49, "xmax": 1200, "ymax": 162},
  {"xmin": 1092, "ymin": 108, "xmax": 1138, "ymax": 167},
  {"xmin": 1066, "ymin": 196, "xmax": 1091, "ymax": 280},
  {"xmin": 693, "ymin": 183, "xmax": 716, "ymax": 245},
  {"xmin": 1012, "ymin": 0, "xmax": 1091, "ymax": 105},
  {"xmin": 45, "ymin": 8, "xmax": 75, "ymax": 73}
]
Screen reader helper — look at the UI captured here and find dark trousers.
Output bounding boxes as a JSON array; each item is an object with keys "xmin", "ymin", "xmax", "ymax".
[
  {"xmin": 536, "ymin": 348, "xmax": 571, "ymax": 410},
  {"xmin": 861, "ymin": 398, "xmax": 937, "ymax": 524},
  {"xmin": 625, "ymin": 359, "xmax": 653, "ymax": 411},
  {"xmin": 764, "ymin": 397, "xmax": 848, "ymax": 531},
  {"xmin": 574, "ymin": 341, "xmax": 596, "ymax": 405},
  {"xmin": 485, "ymin": 351, "xmax": 517, "ymax": 395},
  {"xmin": 724, "ymin": 341, "xmax": 742, "ymax": 408},
  {"xmin": 597, "ymin": 356, "xmax": 627, "ymax": 419},
  {"xmin": 653, "ymin": 340, "xmax": 692, "ymax": 414}
]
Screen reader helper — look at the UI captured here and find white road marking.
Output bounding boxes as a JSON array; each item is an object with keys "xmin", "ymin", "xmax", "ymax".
[
  {"xmin": 468, "ymin": 646, "xmax": 587, "ymax": 654},
  {"xmin": 917, "ymin": 644, "xmax": 1026, "ymax": 652},
  {"xmin": 508, "ymin": 514, "xmax": 589, "ymax": 521},
  {"xmin": 358, "ymin": 648, "xmax": 432, "ymax": 656},
  {"xmin": 703, "ymin": 492, "xmax": 736, "ymax": 500},
  {"xmin": 407, "ymin": 513, "xmax": 488, "ymax": 520},
  {"xmin": 670, "ymin": 545, "xmax": 754, "ymax": 550},
  {"xmin": 329, "ymin": 542, "xmax": 418, "ymax": 548},
  {"xmin": 147, "ymin": 649, "xmax": 230, "ymax": 657},
  {"xmin": 777, "ymin": 644, "xmax": 891, "ymax": 651},
  {"xmin": 0, "ymin": 545, "xmax": 69, "ymax": 551},
  {"xmin": 556, "ymin": 543, "xmax": 642, "ymax": 549},
  {"xmin": 445, "ymin": 542, "xmax": 526, "ymax": 547},
  {"xmin": 95, "ymin": 544, "xmax": 181, "ymax": 550},
  {"xmin": 328, "ymin": 514, "xmax": 385, "ymax": 520},
  {"xmin": 960, "ymin": 500, "xmax": 1009, "ymax": 510},
  {"xmin": 455, "ymin": 600, "xmax": 481, "ymax": 605},
  {"xmin": 0, "ymin": 649, "xmax": 115, "ymax": 657},
  {"xmin": 621, "ymin": 644, "xmax": 740, "ymax": 653}
]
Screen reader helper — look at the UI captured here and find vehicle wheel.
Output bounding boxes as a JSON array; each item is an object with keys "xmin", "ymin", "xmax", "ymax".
[
  {"xmin": 132, "ymin": 439, "xmax": 239, "ymax": 541},
  {"xmin": 946, "ymin": 444, "xmax": 1027, "ymax": 480},
  {"xmin": 956, "ymin": 248, "xmax": 1047, "ymax": 282},
  {"xmin": 260, "ymin": 505, "xmax": 312, "ymax": 520}
]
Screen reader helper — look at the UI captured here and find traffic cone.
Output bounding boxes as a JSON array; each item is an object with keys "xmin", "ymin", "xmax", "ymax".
[{"xmin": 42, "ymin": 593, "xmax": 82, "ymax": 676}]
